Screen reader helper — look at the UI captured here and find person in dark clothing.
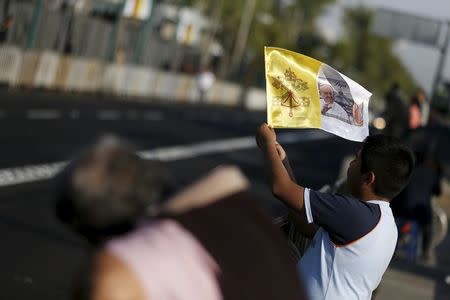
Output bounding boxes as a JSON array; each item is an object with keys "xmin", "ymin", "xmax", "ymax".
[
  {"xmin": 391, "ymin": 152, "xmax": 442, "ymax": 260},
  {"xmin": 385, "ymin": 83, "xmax": 408, "ymax": 138},
  {"xmin": 408, "ymin": 96, "xmax": 422, "ymax": 130},
  {"xmin": 408, "ymin": 89, "xmax": 430, "ymax": 130},
  {"xmin": 0, "ymin": 15, "xmax": 13, "ymax": 42}
]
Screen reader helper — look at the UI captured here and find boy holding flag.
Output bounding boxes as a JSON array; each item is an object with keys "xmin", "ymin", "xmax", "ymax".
[{"xmin": 257, "ymin": 48, "xmax": 415, "ymax": 300}]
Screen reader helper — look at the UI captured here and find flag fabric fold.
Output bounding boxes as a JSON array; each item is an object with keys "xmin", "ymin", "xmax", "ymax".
[{"xmin": 265, "ymin": 47, "xmax": 372, "ymax": 142}]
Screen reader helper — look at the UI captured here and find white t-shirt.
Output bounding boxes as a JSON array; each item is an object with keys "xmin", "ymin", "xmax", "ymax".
[{"xmin": 299, "ymin": 188, "xmax": 398, "ymax": 300}]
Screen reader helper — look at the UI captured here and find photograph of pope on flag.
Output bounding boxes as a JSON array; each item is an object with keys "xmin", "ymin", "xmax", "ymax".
[{"xmin": 265, "ymin": 47, "xmax": 372, "ymax": 142}]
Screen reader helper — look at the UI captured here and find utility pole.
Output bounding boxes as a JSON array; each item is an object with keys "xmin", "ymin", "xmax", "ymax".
[
  {"xmin": 134, "ymin": 0, "xmax": 154, "ymax": 64},
  {"xmin": 170, "ymin": 2, "xmax": 184, "ymax": 72},
  {"xmin": 229, "ymin": 0, "xmax": 257, "ymax": 76},
  {"xmin": 430, "ymin": 21, "xmax": 450, "ymax": 102},
  {"xmin": 107, "ymin": 0, "xmax": 126, "ymax": 62},
  {"xmin": 26, "ymin": 0, "xmax": 42, "ymax": 49}
]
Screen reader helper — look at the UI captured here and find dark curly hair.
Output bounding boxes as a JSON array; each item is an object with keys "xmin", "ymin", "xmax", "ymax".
[{"xmin": 54, "ymin": 136, "xmax": 172, "ymax": 244}]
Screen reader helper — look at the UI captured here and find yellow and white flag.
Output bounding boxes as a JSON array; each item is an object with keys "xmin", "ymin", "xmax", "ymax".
[{"xmin": 265, "ymin": 47, "xmax": 372, "ymax": 142}]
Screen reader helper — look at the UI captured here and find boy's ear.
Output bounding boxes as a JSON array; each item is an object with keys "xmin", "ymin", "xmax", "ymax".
[{"xmin": 363, "ymin": 171, "xmax": 376, "ymax": 187}]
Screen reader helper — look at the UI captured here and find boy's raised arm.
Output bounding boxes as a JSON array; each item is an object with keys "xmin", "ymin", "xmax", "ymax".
[
  {"xmin": 256, "ymin": 123, "xmax": 305, "ymax": 211},
  {"xmin": 278, "ymin": 147, "xmax": 319, "ymax": 238}
]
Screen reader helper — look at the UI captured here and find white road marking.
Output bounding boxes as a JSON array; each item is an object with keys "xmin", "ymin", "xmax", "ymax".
[
  {"xmin": 27, "ymin": 109, "xmax": 61, "ymax": 120},
  {"xmin": 139, "ymin": 131, "xmax": 330, "ymax": 161},
  {"xmin": 0, "ymin": 131, "xmax": 331, "ymax": 187},
  {"xmin": 97, "ymin": 110, "xmax": 121, "ymax": 120},
  {"xmin": 0, "ymin": 162, "xmax": 67, "ymax": 187},
  {"xmin": 139, "ymin": 137, "xmax": 255, "ymax": 161}
]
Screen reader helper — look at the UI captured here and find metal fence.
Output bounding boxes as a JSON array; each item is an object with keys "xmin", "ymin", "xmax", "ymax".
[
  {"xmin": 1, "ymin": 1, "xmax": 34, "ymax": 47},
  {"xmin": 141, "ymin": 27, "xmax": 177, "ymax": 68},
  {"xmin": 0, "ymin": 1, "xmax": 261, "ymax": 110},
  {"xmin": 1, "ymin": 1, "xmax": 183, "ymax": 66},
  {"xmin": 34, "ymin": 8, "xmax": 70, "ymax": 51},
  {"xmin": 120, "ymin": 18, "xmax": 141, "ymax": 63},
  {"xmin": 71, "ymin": 14, "xmax": 113, "ymax": 60},
  {"xmin": 1, "ymin": 1, "xmax": 116, "ymax": 61}
]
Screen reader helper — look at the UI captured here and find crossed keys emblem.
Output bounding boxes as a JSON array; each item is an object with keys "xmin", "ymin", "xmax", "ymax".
[{"xmin": 270, "ymin": 68, "xmax": 310, "ymax": 117}]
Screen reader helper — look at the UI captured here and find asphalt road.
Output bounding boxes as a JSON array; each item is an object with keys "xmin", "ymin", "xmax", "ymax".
[
  {"xmin": 1, "ymin": 89, "xmax": 449, "ymax": 299},
  {"xmin": 0, "ymin": 90, "xmax": 359, "ymax": 299}
]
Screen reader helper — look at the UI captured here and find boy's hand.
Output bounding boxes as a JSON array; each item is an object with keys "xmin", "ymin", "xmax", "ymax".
[
  {"xmin": 256, "ymin": 123, "xmax": 277, "ymax": 149},
  {"xmin": 275, "ymin": 144, "xmax": 286, "ymax": 160},
  {"xmin": 352, "ymin": 103, "xmax": 363, "ymax": 126}
]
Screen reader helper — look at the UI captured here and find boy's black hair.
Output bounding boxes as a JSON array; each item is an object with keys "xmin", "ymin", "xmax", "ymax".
[{"xmin": 360, "ymin": 134, "xmax": 415, "ymax": 199}]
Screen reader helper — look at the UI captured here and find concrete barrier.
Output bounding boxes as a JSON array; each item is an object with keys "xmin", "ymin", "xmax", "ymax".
[
  {"xmin": 245, "ymin": 88, "xmax": 266, "ymax": 111},
  {"xmin": 84, "ymin": 59, "xmax": 103, "ymax": 92},
  {"xmin": 122, "ymin": 65, "xmax": 156, "ymax": 98},
  {"xmin": 0, "ymin": 45, "xmax": 23, "ymax": 86},
  {"xmin": 145, "ymin": 67, "xmax": 159, "ymax": 98},
  {"xmin": 154, "ymin": 71, "xmax": 180, "ymax": 101},
  {"xmin": 101, "ymin": 64, "xmax": 127, "ymax": 95},
  {"xmin": 1, "ymin": 47, "xmax": 265, "ymax": 111},
  {"xmin": 175, "ymin": 74, "xmax": 196, "ymax": 102},
  {"xmin": 64, "ymin": 57, "xmax": 84, "ymax": 91},
  {"xmin": 214, "ymin": 82, "xmax": 241, "ymax": 106},
  {"xmin": 34, "ymin": 51, "xmax": 60, "ymax": 88},
  {"xmin": 17, "ymin": 50, "xmax": 40, "ymax": 87},
  {"xmin": 53, "ymin": 55, "xmax": 72, "ymax": 90},
  {"xmin": 184, "ymin": 76, "xmax": 200, "ymax": 103},
  {"xmin": 205, "ymin": 82, "xmax": 220, "ymax": 104},
  {"xmin": 101, "ymin": 64, "xmax": 117, "ymax": 94}
]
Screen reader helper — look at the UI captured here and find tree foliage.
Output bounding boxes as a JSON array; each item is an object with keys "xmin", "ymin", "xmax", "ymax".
[
  {"xmin": 184, "ymin": 0, "xmax": 335, "ymax": 79},
  {"xmin": 328, "ymin": 7, "xmax": 416, "ymax": 97},
  {"xmin": 182, "ymin": 1, "xmax": 416, "ymax": 95}
]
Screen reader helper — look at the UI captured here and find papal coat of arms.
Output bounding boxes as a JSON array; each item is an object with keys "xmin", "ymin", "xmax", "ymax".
[{"xmin": 270, "ymin": 68, "xmax": 310, "ymax": 117}]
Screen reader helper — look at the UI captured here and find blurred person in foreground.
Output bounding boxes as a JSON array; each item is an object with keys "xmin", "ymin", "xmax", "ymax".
[
  {"xmin": 256, "ymin": 124, "xmax": 415, "ymax": 300},
  {"xmin": 55, "ymin": 136, "xmax": 307, "ymax": 300}
]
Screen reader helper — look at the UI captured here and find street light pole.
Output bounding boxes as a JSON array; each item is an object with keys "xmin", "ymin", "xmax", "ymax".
[
  {"xmin": 26, "ymin": 0, "xmax": 42, "ymax": 49},
  {"xmin": 134, "ymin": 0, "xmax": 155, "ymax": 64},
  {"xmin": 107, "ymin": 0, "xmax": 126, "ymax": 62},
  {"xmin": 430, "ymin": 21, "xmax": 450, "ymax": 102}
]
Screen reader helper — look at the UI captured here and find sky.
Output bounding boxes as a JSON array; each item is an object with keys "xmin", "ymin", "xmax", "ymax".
[{"xmin": 318, "ymin": 0, "xmax": 450, "ymax": 95}]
